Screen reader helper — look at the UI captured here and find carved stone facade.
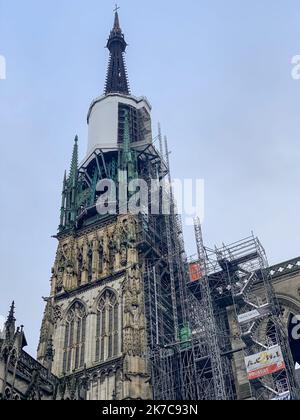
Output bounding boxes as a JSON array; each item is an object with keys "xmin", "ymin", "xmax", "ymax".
[
  {"xmin": 2, "ymin": 256, "xmax": 299, "ymax": 400},
  {"xmin": 0, "ymin": 304, "xmax": 56, "ymax": 400},
  {"xmin": 37, "ymin": 215, "xmax": 152, "ymax": 400}
]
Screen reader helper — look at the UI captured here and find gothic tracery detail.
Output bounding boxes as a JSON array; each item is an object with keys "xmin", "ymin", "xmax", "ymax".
[
  {"xmin": 95, "ymin": 289, "xmax": 119, "ymax": 363},
  {"xmin": 63, "ymin": 302, "xmax": 86, "ymax": 374}
]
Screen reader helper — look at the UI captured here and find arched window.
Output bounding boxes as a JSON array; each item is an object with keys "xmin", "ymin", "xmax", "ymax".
[
  {"xmin": 63, "ymin": 302, "xmax": 86, "ymax": 374},
  {"xmin": 96, "ymin": 290, "xmax": 119, "ymax": 362}
]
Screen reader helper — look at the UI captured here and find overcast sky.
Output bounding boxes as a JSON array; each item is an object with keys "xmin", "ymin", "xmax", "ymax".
[{"xmin": 0, "ymin": 0, "xmax": 300, "ymax": 356}]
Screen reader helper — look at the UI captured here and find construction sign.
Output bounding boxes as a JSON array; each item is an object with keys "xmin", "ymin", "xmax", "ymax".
[
  {"xmin": 189, "ymin": 262, "xmax": 202, "ymax": 282},
  {"xmin": 245, "ymin": 346, "xmax": 286, "ymax": 381}
]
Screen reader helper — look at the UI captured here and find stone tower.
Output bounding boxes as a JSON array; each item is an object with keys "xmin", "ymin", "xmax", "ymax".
[{"xmin": 37, "ymin": 11, "xmax": 187, "ymax": 401}]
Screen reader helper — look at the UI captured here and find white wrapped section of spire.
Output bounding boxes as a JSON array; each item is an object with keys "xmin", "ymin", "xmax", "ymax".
[{"xmin": 86, "ymin": 93, "xmax": 152, "ymax": 157}]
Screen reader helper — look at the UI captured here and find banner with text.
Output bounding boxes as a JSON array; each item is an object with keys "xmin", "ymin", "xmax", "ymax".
[{"xmin": 245, "ymin": 346, "xmax": 285, "ymax": 381}]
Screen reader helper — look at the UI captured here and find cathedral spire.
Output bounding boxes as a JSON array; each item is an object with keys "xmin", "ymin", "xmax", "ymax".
[
  {"xmin": 7, "ymin": 301, "xmax": 15, "ymax": 325},
  {"xmin": 105, "ymin": 9, "xmax": 130, "ymax": 95},
  {"xmin": 69, "ymin": 136, "xmax": 78, "ymax": 185},
  {"xmin": 113, "ymin": 8, "xmax": 121, "ymax": 32},
  {"xmin": 5, "ymin": 301, "xmax": 16, "ymax": 340},
  {"xmin": 69, "ymin": 136, "xmax": 78, "ymax": 224},
  {"xmin": 59, "ymin": 170, "xmax": 67, "ymax": 229}
]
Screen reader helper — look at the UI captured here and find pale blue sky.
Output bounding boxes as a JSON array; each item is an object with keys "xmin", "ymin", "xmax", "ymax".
[{"xmin": 0, "ymin": 0, "xmax": 300, "ymax": 356}]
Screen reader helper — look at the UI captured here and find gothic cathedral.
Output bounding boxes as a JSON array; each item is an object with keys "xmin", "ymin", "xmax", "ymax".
[{"xmin": 37, "ymin": 11, "xmax": 186, "ymax": 400}]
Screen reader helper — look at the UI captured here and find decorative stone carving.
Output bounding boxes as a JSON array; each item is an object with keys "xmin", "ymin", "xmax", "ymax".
[
  {"xmin": 53, "ymin": 306, "xmax": 62, "ymax": 325},
  {"xmin": 108, "ymin": 239, "xmax": 116, "ymax": 273},
  {"xmin": 120, "ymin": 244, "xmax": 127, "ymax": 267},
  {"xmin": 123, "ymin": 264, "xmax": 146, "ymax": 358},
  {"xmin": 36, "ymin": 216, "xmax": 151, "ymax": 400}
]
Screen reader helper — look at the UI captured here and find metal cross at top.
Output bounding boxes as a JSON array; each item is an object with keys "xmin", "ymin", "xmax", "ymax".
[{"xmin": 114, "ymin": 4, "xmax": 120, "ymax": 13}]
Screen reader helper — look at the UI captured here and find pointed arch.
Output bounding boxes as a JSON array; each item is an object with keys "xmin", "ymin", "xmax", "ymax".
[
  {"xmin": 63, "ymin": 301, "xmax": 86, "ymax": 374},
  {"xmin": 64, "ymin": 297, "xmax": 87, "ymax": 316},
  {"xmin": 95, "ymin": 289, "xmax": 119, "ymax": 362}
]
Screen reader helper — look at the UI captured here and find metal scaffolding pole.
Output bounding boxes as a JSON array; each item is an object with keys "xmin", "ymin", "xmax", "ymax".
[
  {"xmin": 163, "ymin": 136, "xmax": 179, "ymax": 341},
  {"xmin": 193, "ymin": 217, "xmax": 227, "ymax": 400}
]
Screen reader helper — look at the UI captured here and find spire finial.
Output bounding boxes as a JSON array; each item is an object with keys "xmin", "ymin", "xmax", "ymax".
[
  {"xmin": 114, "ymin": 3, "xmax": 120, "ymax": 13},
  {"xmin": 69, "ymin": 135, "xmax": 79, "ymax": 180},
  {"xmin": 105, "ymin": 8, "xmax": 130, "ymax": 95},
  {"xmin": 5, "ymin": 301, "xmax": 16, "ymax": 340},
  {"xmin": 7, "ymin": 301, "xmax": 15, "ymax": 323},
  {"xmin": 113, "ymin": 8, "xmax": 121, "ymax": 32}
]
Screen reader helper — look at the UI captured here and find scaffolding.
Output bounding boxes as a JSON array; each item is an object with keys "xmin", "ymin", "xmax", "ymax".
[
  {"xmin": 148, "ymin": 219, "xmax": 234, "ymax": 401},
  {"xmin": 141, "ymin": 129, "xmax": 231, "ymax": 400},
  {"xmin": 212, "ymin": 235, "xmax": 300, "ymax": 400},
  {"xmin": 192, "ymin": 217, "xmax": 227, "ymax": 399},
  {"xmin": 186, "ymin": 233, "xmax": 300, "ymax": 400},
  {"xmin": 135, "ymin": 126, "xmax": 299, "ymax": 400},
  {"xmin": 136, "ymin": 137, "xmax": 184, "ymax": 350},
  {"xmin": 146, "ymin": 211, "xmax": 299, "ymax": 400}
]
